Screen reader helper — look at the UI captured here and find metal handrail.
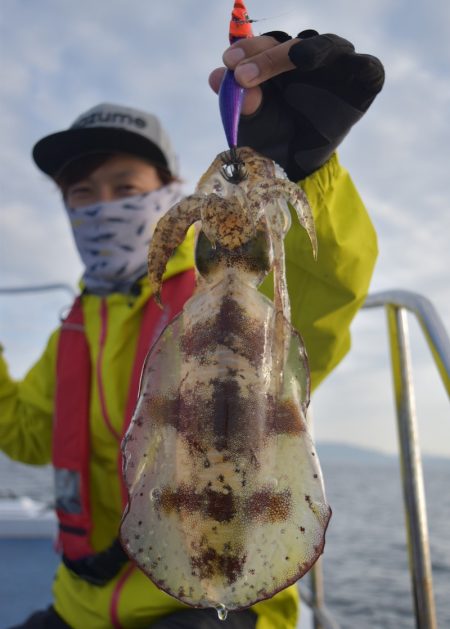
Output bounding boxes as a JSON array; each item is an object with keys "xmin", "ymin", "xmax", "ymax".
[
  {"xmin": 307, "ymin": 289, "xmax": 449, "ymax": 629},
  {"xmin": 299, "ymin": 582, "xmax": 340, "ymax": 629},
  {"xmin": 2, "ymin": 284, "xmax": 447, "ymax": 627},
  {"xmin": 361, "ymin": 289, "xmax": 449, "ymax": 628},
  {"xmin": 0, "ymin": 283, "xmax": 76, "ymax": 298},
  {"xmin": 364, "ymin": 290, "xmax": 450, "ymax": 398},
  {"xmin": 364, "ymin": 290, "xmax": 450, "ymax": 629}
]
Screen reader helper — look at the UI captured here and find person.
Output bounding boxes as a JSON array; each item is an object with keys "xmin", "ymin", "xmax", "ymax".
[{"xmin": 1, "ymin": 30, "xmax": 383, "ymax": 629}]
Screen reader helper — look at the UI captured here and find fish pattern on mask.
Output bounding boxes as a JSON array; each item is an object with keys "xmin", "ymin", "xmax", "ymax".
[{"xmin": 65, "ymin": 182, "xmax": 184, "ymax": 294}]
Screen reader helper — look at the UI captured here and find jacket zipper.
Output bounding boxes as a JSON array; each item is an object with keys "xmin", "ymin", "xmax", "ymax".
[{"xmin": 97, "ymin": 298, "xmax": 121, "ymax": 442}]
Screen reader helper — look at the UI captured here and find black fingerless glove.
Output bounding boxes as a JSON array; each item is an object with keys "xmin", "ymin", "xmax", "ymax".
[
  {"xmin": 63, "ymin": 538, "xmax": 129, "ymax": 585},
  {"xmin": 238, "ymin": 30, "xmax": 385, "ymax": 181}
]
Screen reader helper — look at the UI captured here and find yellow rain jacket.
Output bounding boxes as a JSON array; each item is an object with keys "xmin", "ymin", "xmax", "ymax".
[{"xmin": 0, "ymin": 154, "xmax": 377, "ymax": 629}]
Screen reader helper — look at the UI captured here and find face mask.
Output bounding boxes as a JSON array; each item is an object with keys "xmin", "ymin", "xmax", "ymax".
[{"xmin": 65, "ymin": 182, "xmax": 184, "ymax": 295}]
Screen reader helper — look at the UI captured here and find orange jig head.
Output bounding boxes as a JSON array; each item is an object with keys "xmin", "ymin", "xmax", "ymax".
[{"xmin": 229, "ymin": 0, "xmax": 254, "ymax": 43}]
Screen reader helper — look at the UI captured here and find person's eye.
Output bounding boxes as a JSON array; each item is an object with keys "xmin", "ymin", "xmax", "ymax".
[
  {"xmin": 116, "ymin": 184, "xmax": 139, "ymax": 196},
  {"xmin": 69, "ymin": 185, "xmax": 91, "ymax": 196}
]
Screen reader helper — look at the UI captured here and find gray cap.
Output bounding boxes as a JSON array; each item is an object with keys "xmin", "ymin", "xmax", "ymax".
[{"xmin": 32, "ymin": 103, "xmax": 179, "ymax": 177}]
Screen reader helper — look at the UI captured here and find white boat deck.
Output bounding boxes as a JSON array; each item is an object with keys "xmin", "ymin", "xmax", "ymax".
[{"xmin": 0, "ymin": 497, "xmax": 57, "ymax": 537}]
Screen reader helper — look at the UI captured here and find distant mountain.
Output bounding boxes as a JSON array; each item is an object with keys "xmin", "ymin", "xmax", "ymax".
[
  {"xmin": 316, "ymin": 441, "xmax": 394, "ymax": 464},
  {"xmin": 315, "ymin": 441, "xmax": 450, "ymax": 466}
]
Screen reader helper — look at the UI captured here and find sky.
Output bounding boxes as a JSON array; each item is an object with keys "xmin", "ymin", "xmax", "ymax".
[{"xmin": 1, "ymin": 0, "xmax": 449, "ymax": 457}]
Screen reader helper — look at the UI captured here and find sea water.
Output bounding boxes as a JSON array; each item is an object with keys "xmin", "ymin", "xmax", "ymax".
[
  {"xmin": 1, "ymin": 453, "xmax": 449, "ymax": 628},
  {"xmin": 317, "ymin": 460, "xmax": 450, "ymax": 628}
]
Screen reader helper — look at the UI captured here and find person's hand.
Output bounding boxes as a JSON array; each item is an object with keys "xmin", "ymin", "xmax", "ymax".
[
  {"xmin": 210, "ymin": 32, "xmax": 300, "ymax": 115},
  {"xmin": 209, "ymin": 31, "xmax": 385, "ymax": 181}
]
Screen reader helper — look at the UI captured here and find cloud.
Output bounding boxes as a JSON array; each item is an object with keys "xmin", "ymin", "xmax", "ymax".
[
  {"xmin": 1, "ymin": 199, "xmax": 82, "ymax": 287},
  {"xmin": 1, "ymin": 0, "xmax": 448, "ymax": 455}
]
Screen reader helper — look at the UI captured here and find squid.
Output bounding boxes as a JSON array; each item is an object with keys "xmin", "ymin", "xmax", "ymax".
[
  {"xmin": 121, "ymin": 0, "xmax": 331, "ymax": 618},
  {"xmin": 120, "ymin": 145, "xmax": 331, "ymax": 615}
]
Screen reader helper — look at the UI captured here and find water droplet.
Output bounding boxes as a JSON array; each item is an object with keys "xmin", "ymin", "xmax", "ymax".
[
  {"xmin": 150, "ymin": 487, "xmax": 161, "ymax": 502},
  {"xmin": 215, "ymin": 603, "xmax": 228, "ymax": 621}
]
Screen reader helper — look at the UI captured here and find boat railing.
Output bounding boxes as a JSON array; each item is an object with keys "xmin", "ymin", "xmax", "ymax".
[
  {"xmin": 2, "ymin": 285, "xmax": 448, "ymax": 628},
  {"xmin": 306, "ymin": 289, "xmax": 450, "ymax": 629},
  {"xmin": 0, "ymin": 283, "xmax": 76, "ymax": 298}
]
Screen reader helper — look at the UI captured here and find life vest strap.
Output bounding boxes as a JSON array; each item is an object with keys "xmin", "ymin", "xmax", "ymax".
[{"xmin": 53, "ymin": 271, "xmax": 196, "ymax": 563}]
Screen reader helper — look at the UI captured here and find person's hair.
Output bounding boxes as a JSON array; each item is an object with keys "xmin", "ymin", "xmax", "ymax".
[{"xmin": 55, "ymin": 152, "xmax": 179, "ymax": 198}]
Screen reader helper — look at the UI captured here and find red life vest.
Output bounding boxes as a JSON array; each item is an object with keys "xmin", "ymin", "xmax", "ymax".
[{"xmin": 53, "ymin": 270, "xmax": 196, "ymax": 560}]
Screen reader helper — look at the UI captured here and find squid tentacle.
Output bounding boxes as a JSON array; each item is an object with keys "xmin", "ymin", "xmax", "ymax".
[
  {"xmin": 250, "ymin": 180, "xmax": 317, "ymax": 259},
  {"xmin": 148, "ymin": 194, "xmax": 204, "ymax": 305}
]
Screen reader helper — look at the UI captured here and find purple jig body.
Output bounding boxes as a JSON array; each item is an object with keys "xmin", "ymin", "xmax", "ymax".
[{"xmin": 219, "ymin": 71, "xmax": 245, "ymax": 150}]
